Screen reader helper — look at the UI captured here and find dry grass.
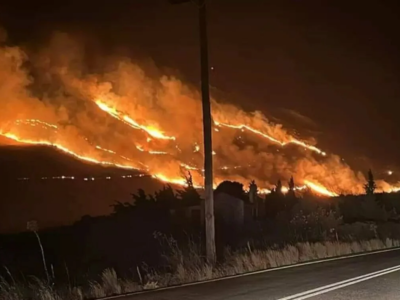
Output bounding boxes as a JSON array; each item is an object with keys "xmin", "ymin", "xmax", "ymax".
[
  {"xmin": 0, "ymin": 268, "xmax": 141, "ymax": 300},
  {"xmin": 147, "ymin": 238, "xmax": 400, "ymax": 287},
  {"xmin": 1, "ymin": 238, "xmax": 399, "ymax": 299}
]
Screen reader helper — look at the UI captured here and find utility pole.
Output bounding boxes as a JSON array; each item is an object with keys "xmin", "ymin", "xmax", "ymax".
[{"xmin": 169, "ymin": 0, "xmax": 216, "ymax": 264}]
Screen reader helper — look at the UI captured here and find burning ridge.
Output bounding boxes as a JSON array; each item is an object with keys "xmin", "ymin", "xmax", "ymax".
[{"xmin": 0, "ymin": 30, "xmax": 399, "ymax": 196}]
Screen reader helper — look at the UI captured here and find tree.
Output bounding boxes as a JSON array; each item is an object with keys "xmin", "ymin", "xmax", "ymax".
[
  {"xmin": 288, "ymin": 176, "xmax": 295, "ymax": 192},
  {"xmin": 154, "ymin": 185, "xmax": 177, "ymax": 209},
  {"xmin": 248, "ymin": 180, "xmax": 258, "ymax": 203},
  {"xmin": 111, "ymin": 201, "xmax": 134, "ymax": 214},
  {"xmin": 265, "ymin": 180, "xmax": 285, "ymax": 218},
  {"xmin": 215, "ymin": 181, "xmax": 246, "ymax": 200},
  {"xmin": 111, "ymin": 189, "xmax": 154, "ymax": 215},
  {"xmin": 283, "ymin": 176, "xmax": 297, "ymax": 211},
  {"xmin": 133, "ymin": 189, "xmax": 156, "ymax": 208},
  {"xmin": 275, "ymin": 179, "xmax": 283, "ymax": 195},
  {"xmin": 176, "ymin": 172, "xmax": 202, "ymax": 206},
  {"xmin": 287, "ymin": 176, "xmax": 296, "ymax": 198},
  {"xmin": 364, "ymin": 169, "xmax": 377, "ymax": 195}
]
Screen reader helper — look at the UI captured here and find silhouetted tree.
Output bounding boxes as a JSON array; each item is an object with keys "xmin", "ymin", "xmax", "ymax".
[
  {"xmin": 176, "ymin": 172, "xmax": 202, "ymax": 206},
  {"xmin": 248, "ymin": 180, "xmax": 258, "ymax": 203},
  {"xmin": 284, "ymin": 176, "xmax": 297, "ymax": 210},
  {"xmin": 215, "ymin": 180, "xmax": 246, "ymax": 201},
  {"xmin": 112, "ymin": 188, "xmax": 157, "ymax": 214},
  {"xmin": 132, "ymin": 189, "xmax": 154, "ymax": 207},
  {"xmin": 364, "ymin": 169, "xmax": 377, "ymax": 195},
  {"xmin": 265, "ymin": 179, "xmax": 285, "ymax": 218},
  {"xmin": 288, "ymin": 176, "xmax": 295, "ymax": 192},
  {"xmin": 111, "ymin": 201, "xmax": 134, "ymax": 214},
  {"xmin": 286, "ymin": 176, "xmax": 296, "ymax": 198},
  {"xmin": 275, "ymin": 179, "xmax": 283, "ymax": 195},
  {"xmin": 154, "ymin": 185, "xmax": 177, "ymax": 209}
]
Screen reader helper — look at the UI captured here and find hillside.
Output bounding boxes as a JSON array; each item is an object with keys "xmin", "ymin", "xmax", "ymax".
[{"xmin": 0, "ymin": 144, "xmax": 174, "ymax": 233}]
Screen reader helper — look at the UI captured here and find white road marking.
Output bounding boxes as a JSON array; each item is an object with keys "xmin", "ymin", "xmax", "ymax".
[
  {"xmin": 99, "ymin": 247, "xmax": 400, "ymax": 300},
  {"xmin": 278, "ymin": 265, "xmax": 400, "ymax": 300}
]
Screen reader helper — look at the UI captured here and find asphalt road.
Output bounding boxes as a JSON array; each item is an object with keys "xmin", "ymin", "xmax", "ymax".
[{"xmin": 121, "ymin": 248, "xmax": 400, "ymax": 300}]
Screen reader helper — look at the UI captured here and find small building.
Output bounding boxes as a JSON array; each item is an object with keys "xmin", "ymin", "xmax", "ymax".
[{"xmin": 169, "ymin": 188, "xmax": 265, "ymax": 227}]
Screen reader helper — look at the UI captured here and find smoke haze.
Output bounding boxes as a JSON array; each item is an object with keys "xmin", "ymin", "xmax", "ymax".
[{"xmin": 0, "ymin": 29, "xmax": 396, "ymax": 195}]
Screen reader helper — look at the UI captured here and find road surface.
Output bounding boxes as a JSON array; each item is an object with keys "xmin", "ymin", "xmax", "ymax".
[{"xmin": 118, "ymin": 248, "xmax": 400, "ymax": 300}]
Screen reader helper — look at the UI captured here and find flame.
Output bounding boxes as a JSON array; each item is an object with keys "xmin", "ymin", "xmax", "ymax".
[
  {"xmin": 151, "ymin": 173, "xmax": 202, "ymax": 188},
  {"xmin": 16, "ymin": 119, "xmax": 58, "ymax": 130},
  {"xmin": 214, "ymin": 121, "xmax": 326, "ymax": 156},
  {"xmin": 0, "ymin": 122, "xmax": 391, "ymax": 197},
  {"xmin": 0, "ymin": 131, "xmax": 140, "ymax": 171},
  {"xmin": 303, "ymin": 180, "xmax": 338, "ymax": 197},
  {"xmin": 95, "ymin": 145, "xmax": 116, "ymax": 154},
  {"xmin": 0, "ymin": 128, "xmax": 336, "ymax": 196},
  {"xmin": 180, "ymin": 163, "xmax": 202, "ymax": 171},
  {"xmin": 95, "ymin": 100, "xmax": 175, "ymax": 141},
  {"xmin": 389, "ymin": 187, "xmax": 400, "ymax": 193},
  {"xmin": 259, "ymin": 188, "xmax": 272, "ymax": 194},
  {"xmin": 1, "ymin": 36, "xmax": 398, "ymax": 198},
  {"xmin": 1, "ymin": 128, "xmax": 396, "ymax": 197},
  {"xmin": 258, "ymin": 182, "xmax": 334, "ymax": 196}
]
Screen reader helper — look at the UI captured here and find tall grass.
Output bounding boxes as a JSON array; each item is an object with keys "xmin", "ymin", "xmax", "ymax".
[
  {"xmin": 146, "ymin": 237, "xmax": 400, "ymax": 287},
  {"xmin": 1, "ymin": 238, "xmax": 399, "ymax": 299}
]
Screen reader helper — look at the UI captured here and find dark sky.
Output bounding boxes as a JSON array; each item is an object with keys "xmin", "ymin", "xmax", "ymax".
[{"xmin": 1, "ymin": 0, "xmax": 400, "ymax": 172}]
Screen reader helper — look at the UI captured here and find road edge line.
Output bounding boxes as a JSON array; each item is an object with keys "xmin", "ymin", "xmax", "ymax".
[{"xmin": 96, "ymin": 246, "xmax": 400, "ymax": 300}]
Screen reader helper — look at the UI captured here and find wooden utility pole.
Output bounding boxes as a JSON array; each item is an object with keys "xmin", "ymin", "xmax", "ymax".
[{"xmin": 169, "ymin": 0, "xmax": 216, "ymax": 264}]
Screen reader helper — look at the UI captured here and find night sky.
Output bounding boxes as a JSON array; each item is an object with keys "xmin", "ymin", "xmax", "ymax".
[{"xmin": 1, "ymin": 0, "xmax": 400, "ymax": 171}]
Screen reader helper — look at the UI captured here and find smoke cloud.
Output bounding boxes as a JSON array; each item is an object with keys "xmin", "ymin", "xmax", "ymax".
[{"xmin": 0, "ymin": 29, "xmax": 394, "ymax": 195}]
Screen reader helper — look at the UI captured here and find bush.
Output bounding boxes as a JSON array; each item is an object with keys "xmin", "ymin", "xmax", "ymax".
[{"xmin": 289, "ymin": 207, "xmax": 343, "ymax": 242}]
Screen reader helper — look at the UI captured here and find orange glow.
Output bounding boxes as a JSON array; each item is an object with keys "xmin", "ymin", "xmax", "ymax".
[
  {"xmin": 214, "ymin": 121, "xmax": 326, "ymax": 156},
  {"xmin": 1, "ymin": 38, "xmax": 397, "ymax": 198},
  {"xmin": 304, "ymin": 180, "xmax": 338, "ymax": 197},
  {"xmin": 16, "ymin": 119, "xmax": 58, "ymax": 130},
  {"xmin": 95, "ymin": 100, "xmax": 175, "ymax": 141},
  {"xmin": 95, "ymin": 145, "xmax": 116, "ymax": 154},
  {"xmin": 180, "ymin": 163, "xmax": 201, "ymax": 171},
  {"xmin": 151, "ymin": 173, "xmax": 202, "ymax": 188},
  {"xmin": 0, "ymin": 131, "xmax": 140, "ymax": 170},
  {"xmin": 258, "ymin": 182, "xmax": 334, "ymax": 196},
  {"xmin": 2, "ymin": 118, "xmax": 399, "ymax": 197}
]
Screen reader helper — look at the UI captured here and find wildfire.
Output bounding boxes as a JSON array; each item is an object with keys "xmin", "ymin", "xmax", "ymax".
[
  {"xmin": 95, "ymin": 145, "xmax": 116, "ymax": 154},
  {"xmin": 0, "ymin": 131, "xmax": 140, "ymax": 171},
  {"xmin": 2, "ymin": 125, "xmax": 396, "ymax": 198},
  {"xmin": 0, "ymin": 123, "xmax": 385, "ymax": 198},
  {"xmin": 15, "ymin": 119, "xmax": 58, "ymax": 130},
  {"xmin": 389, "ymin": 187, "xmax": 400, "ymax": 193},
  {"xmin": 214, "ymin": 121, "xmax": 326, "ymax": 156},
  {"xmin": 2, "ymin": 115, "xmax": 397, "ymax": 198},
  {"xmin": 257, "ymin": 182, "xmax": 334, "ymax": 197},
  {"xmin": 180, "ymin": 163, "xmax": 202, "ymax": 171},
  {"xmin": 152, "ymin": 173, "xmax": 202, "ymax": 188},
  {"xmin": 303, "ymin": 180, "xmax": 338, "ymax": 197},
  {"xmin": 0, "ymin": 127, "xmax": 336, "ymax": 196},
  {"xmin": 95, "ymin": 100, "xmax": 176, "ymax": 141},
  {"xmin": 4, "ymin": 34, "xmax": 400, "ymax": 205}
]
